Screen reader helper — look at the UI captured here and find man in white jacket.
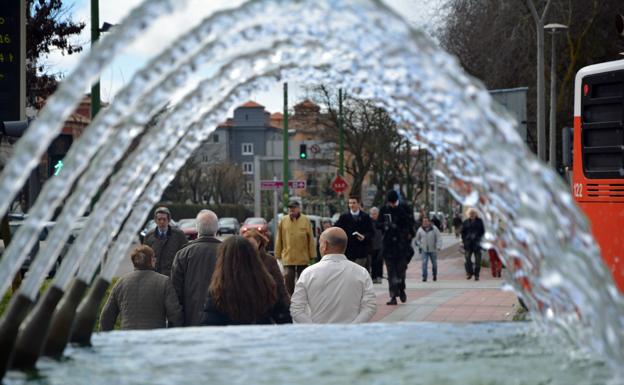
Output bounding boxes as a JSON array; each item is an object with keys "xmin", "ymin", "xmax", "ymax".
[
  {"xmin": 416, "ymin": 217, "xmax": 442, "ymax": 282},
  {"xmin": 290, "ymin": 227, "xmax": 377, "ymax": 323}
]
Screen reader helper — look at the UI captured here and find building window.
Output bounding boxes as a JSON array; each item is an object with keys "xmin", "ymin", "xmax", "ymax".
[
  {"xmin": 246, "ymin": 181, "xmax": 254, "ymax": 193},
  {"xmin": 212, "ymin": 134, "xmax": 219, "ymax": 143},
  {"xmin": 242, "ymin": 162, "xmax": 253, "ymax": 174},
  {"xmin": 202, "ymin": 155, "xmax": 209, "ymax": 163},
  {"xmin": 242, "ymin": 143, "xmax": 254, "ymax": 155}
]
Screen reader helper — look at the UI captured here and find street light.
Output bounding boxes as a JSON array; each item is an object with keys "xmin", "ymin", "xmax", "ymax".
[{"xmin": 544, "ymin": 23, "xmax": 568, "ymax": 169}]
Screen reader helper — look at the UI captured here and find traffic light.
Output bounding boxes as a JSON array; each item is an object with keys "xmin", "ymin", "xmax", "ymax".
[
  {"xmin": 299, "ymin": 144, "xmax": 307, "ymax": 159},
  {"xmin": 48, "ymin": 134, "xmax": 72, "ymax": 176}
]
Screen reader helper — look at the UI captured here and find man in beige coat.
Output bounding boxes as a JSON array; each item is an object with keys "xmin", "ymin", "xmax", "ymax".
[
  {"xmin": 275, "ymin": 200, "xmax": 316, "ymax": 295},
  {"xmin": 100, "ymin": 245, "xmax": 183, "ymax": 331}
]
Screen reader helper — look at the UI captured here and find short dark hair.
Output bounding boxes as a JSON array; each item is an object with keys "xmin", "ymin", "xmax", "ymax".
[
  {"xmin": 154, "ymin": 206, "xmax": 171, "ymax": 219},
  {"xmin": 348, "ymin": 196, "xmax": 361, "ymax": 203}
]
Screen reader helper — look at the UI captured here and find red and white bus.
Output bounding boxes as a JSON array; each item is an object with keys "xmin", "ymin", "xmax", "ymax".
[{"xmin": 571, "ymin": 59, "xmax": 624, "ymax": 292}]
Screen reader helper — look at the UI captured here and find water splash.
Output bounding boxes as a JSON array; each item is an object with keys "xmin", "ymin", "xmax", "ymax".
[{"xmin": 0, "ymin": 0, "xmax": 622, "ymax": 376}]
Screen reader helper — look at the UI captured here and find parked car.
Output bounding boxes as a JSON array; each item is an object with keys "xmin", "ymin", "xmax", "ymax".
[
  {"xmin": 4, "ymin": 219, "xmax": 58, "ymax": 278},
  {"xmin": 241, "ymin": 217, "xmax": 268, "ymax": 235},
  {"xmin": 177, "ymin": 218, "xmax": 198, "ymax": 240},
  {"xmin": 217, "ymin": 217, "xmax": 240, "ymax": 235},
  {"xmin": 306, "ymin": 215, "xmax": 322, "ymax": 241}
]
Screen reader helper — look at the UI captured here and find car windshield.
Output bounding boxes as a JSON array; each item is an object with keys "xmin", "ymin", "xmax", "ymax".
[
  {"xmin": 220, "ymin": 218, "xmax": 238, "ymax": 224},
  {"xmin": 244, "ymin": 218, "xmax": 266, "ymax": 225}
]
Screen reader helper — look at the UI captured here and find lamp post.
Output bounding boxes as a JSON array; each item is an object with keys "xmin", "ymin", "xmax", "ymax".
[
  {"xmin": 526, "ymin": 0, "xmax": 552, "ymax": 162},
  {"xmin": 544, "ymin": 23, "xmax": 568, "ymax": 169},
  {"xmin": 90, "ymin": 0, "xmax": 114, "ymax": 120}
]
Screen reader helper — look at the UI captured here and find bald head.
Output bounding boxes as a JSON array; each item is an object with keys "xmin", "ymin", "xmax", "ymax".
[
  {"xmin": 196, "ymin": 210, "xmax": 218, "ymax": 236},
  {"xmin": 319, "ymin": 227, "xmax": 348, "ymax": 256}
]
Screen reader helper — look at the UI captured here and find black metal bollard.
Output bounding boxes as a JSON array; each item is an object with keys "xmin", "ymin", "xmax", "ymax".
[
  {"xmin": 42, "ymin": 279, "xmax": 88, "ymax": 358},
  {"xmin": 10, "ymin": 286, "xmax": 64, "ymax": 370},
  {"xmin": 0, "ymin": 294, "xmax": 34, "ymax": 379},
  {"xmin": 70, "ymin": 276, "xmax": 110, "ymax": 346}
]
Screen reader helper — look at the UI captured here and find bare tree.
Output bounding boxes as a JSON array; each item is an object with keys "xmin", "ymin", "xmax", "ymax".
[
  {"xmin": 438, "ymin": 0, "xmax": 622, "ymax": 169},
  {"xmin": 310, "ymin": 86, "xmax": 397, "ymax": 197},
  {"xmin": 206, "ymin": 161, "xmax": 246, "ymax": 204}
]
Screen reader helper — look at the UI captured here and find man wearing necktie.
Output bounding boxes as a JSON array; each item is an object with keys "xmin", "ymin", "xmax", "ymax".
[
  {"xmin": 143, "ymin": 207, "xmax": 187, "ymax": 276},
  {"xmin": 335, "ymin": 196, "xmax": 374, "ymax": 269}
]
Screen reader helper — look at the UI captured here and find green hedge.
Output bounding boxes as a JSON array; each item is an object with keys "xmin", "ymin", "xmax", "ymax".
[{"xmin": 152, "ymin": 203, "xmax": 253, "ymax": 223}]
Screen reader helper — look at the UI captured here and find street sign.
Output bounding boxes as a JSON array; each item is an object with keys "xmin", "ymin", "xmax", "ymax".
[
  {"xmin": 260, "ymin": 180, "xmax": 306, "ymax": 191},
  {"xmin": 289, "ymin": 180, "xmax": 306, "ymax": 189},
  {"xmin": 260, "ymin": 180, "xmax": 282, "ymax": 190},
  {"xmin": 331, "ymin": 175, "xmax": 348, "ymax": 193}
]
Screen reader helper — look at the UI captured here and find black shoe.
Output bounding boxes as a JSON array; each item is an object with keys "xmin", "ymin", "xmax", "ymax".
[
  {"xmin": 433, "ymin": 276, "xmax": 437, "ymax": 281},
  {"xmin": 466, "ymin": 273, "xmax": 473, "ymax": 280},
  {"xmin": 399, "ymin": 290, "xmax": 407, "ymax": 303},
  {"xmin": 475, "ymin": 276, "xmax": 480, "ymax": 281},
  {"xmin": 422, "ymin": 278, "xmax": 427, "ymax": 282},
  {"xmin": 386, "ymin": 297, "xmax": 397, "ymax": 305}
]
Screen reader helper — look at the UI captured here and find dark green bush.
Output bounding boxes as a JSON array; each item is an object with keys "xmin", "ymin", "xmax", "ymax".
[{"xmin": 151, "ymin": 203, "xmax": 253, "ymax": 223}]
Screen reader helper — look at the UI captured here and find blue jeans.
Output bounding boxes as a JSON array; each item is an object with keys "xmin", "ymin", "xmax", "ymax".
[{"xmin": 422, "ymin": 251, "xmax": 437, "ymax": 280}]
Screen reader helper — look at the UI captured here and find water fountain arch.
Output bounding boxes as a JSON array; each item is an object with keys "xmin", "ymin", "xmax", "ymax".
[{"xmin": 0, "ymin": 0, "xmax": 622, "ymax": 381}]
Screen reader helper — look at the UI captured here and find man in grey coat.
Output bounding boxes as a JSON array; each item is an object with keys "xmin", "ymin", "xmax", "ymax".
[
  {"xmin": 171, "ymin": 210, "xmax": 221, "ymax": 326},
  {"xmin": 100, "ymin": 245, "xmax": 183, "ymax": 330},
  {"xmin": 144, "ymin": 206, "xmax": 187, "ymax": 277},
  {"xmin": 415, "ymin": 217, "xmax": 442, "ymax": 282}
]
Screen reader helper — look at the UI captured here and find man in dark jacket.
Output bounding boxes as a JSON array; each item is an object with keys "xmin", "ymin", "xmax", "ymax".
[
  {"xmin": 335, "ymin": 196, "xmax": 374, "ymax": 268},
  {"xmin": 461, "ymin": 208, "xmax": 485, "ymax": 281},
  {"xmin": 144, "ymin": 206, "xmax": 187, "ymax": 277},
  {"xmin": 100, "ymin": 245, "xmax": 183, "ymax": 330},
  {"xmin": 171, "ymin": 210, "xmax": 221, "ymax": 326},
  {"xmin": 379, "ymin": 190, "xmax": 415, "ymax": 305}
]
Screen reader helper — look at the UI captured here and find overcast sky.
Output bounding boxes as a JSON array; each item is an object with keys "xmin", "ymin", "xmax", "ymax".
[{"xmin": 50, "ymin": 0, "xmax": 446, "ymax": 113}]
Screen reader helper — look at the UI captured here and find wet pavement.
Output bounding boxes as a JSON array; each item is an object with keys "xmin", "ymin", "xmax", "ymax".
[{"xmin": 371, "ymin": 233, "xmax": 520, "ymax": 323}]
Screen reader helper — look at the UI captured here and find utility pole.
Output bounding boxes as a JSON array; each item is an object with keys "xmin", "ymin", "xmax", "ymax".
[
  {"xmin": 338, "ymin": 89, "xmax": 344, "ymax": 177},
  {"xmin": 91, "ymin": 0, "xmax": 101, "ymax": 119},
  {"xmin": 526, "ymin": 0, "xmax": 552, "ymax": 162},
  {"xmin": 282, "ymin": 82, "xmax": 289, "ymax": 212}
]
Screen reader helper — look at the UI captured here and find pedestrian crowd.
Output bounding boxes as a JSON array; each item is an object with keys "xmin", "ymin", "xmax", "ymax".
[{"xmin": 100, "ymin": 194, "xmax": 495, "ymax": 330}]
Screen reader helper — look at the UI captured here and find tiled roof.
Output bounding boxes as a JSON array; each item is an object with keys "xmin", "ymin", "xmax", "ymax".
[
  {"xmin": 295, "ymin": 99, "xmax": 319, "ymax": 109},
  {"xmin": 216, "ymin": 118, "xmax": 234, "ymax": 128},
  {"xmin": 239, "ymin": 100, "xmax": 264, "ymax": 108}
]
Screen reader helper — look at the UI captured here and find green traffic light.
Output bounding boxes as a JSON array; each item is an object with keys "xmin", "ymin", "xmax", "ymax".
[
  {"xmin": 54, "ymin": 160, "xmax": 64, "ymax": 176},
  {"xmin": 299, "ymin": 152, "xmax": 307, "ymax": 159}
]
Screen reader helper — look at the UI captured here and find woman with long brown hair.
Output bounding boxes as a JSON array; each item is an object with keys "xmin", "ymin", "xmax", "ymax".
[
  {"xmin": 200, "ymin": 236, "xmax": 280, "ymax": 325},
  {"xmin": 242, "ymin": 228, "xmax": 292, "ymax": 323}
]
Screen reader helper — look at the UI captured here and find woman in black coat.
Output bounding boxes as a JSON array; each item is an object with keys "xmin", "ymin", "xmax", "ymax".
[{"xmin": 201, "ymin": 236, "xmax": 281, "ymax": 326}]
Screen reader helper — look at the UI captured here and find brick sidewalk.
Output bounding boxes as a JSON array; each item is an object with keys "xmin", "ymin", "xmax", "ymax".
[{"xmin": 371, "ymin": 241, "xmax": 520, "ymax": 323}]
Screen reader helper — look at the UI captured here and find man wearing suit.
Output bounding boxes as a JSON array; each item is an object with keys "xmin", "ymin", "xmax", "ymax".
[{"xmin": 335, "ymin": 196, "xmax": 374, "ymax": 269}]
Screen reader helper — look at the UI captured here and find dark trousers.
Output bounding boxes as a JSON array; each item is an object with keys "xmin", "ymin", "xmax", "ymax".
[
  {"xmin": 370, "ymin": 249, "xmax": 383, "ymax": 279},
  {"xmin": 464, "ymin": 248, "xmax": 482, "ymax": 277},
  {"xmin": 384, "ymin": 256, "xmax": 407, "ymax": 298},
  {"xmin": 284, "ymin": 265, "xmax": 307, "ymax": 296}
]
